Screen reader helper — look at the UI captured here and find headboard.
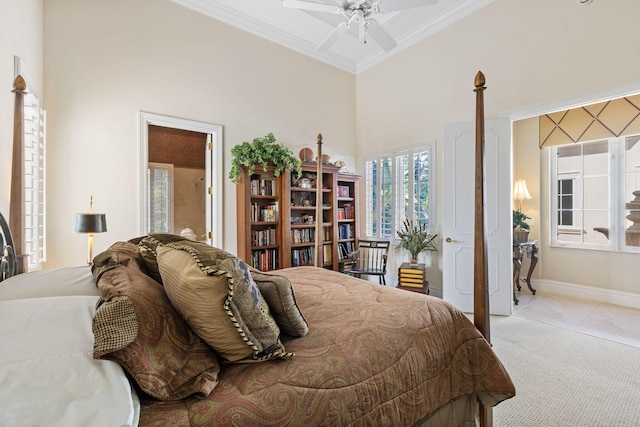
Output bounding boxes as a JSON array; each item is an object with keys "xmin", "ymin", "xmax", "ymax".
[{"xmin": 0, "ymin": 212, "xmax": 17, "ymax": 282}]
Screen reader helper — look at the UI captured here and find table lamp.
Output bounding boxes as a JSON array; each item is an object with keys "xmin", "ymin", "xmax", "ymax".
[
  {"xmin": 513, "ymin": 179, "xmax": 532, "ymax": 211},
  {"xmin": 74, "ymin": 195, "xmax": 107, "ymax": 264}
]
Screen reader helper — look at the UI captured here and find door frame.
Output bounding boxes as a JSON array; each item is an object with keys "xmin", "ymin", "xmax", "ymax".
[{"xmin": 138, "ymin": 112, "xmax": 223, "ymax": 247}]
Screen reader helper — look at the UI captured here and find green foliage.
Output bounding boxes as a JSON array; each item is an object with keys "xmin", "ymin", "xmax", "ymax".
[
  {"xmin": 229, "ymin": 133, "xmax": 302, "ymax": 184},
  {"xmin": 396, "ymin": 219, "xmax": 438, "ymax": 262},
  {"xmin": 513, "ymin": 210, "xmax": 531, "ymax": 230}
]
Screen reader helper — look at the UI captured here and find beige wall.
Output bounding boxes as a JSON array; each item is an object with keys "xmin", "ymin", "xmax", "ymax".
[
  {"xmin": 0, "ymin": 0, "xmax": 43, "ymax": 215},
  {"xmin": 42, "ymin": 0, "xmax": 355, "ymax": 266},
  {"xmin": 4, "ymin": 0, "xmax": 640, "ymax": 297},
  {"xmin": 356, "ymin": 0, "xmax": 640, "ymax": 295}
]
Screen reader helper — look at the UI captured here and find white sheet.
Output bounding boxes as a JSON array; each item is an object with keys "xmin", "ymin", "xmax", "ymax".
[
  {"xmin": 0, "ymin": 266, "xmax": 99, "ymax": 301},
  {"xmin": 0, "ymin": 295, "xmax": 139, "ymax": 427}
]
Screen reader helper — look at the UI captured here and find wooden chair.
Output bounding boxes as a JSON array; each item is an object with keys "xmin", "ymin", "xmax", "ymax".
[{"xmin": 348, "ymin": 239, "xmax": 390, "ymax": 285}]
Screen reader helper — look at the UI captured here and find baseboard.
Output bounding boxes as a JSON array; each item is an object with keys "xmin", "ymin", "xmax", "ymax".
[{"xmin": 537, "ymin": 279, "xmax": 640, "ymax": 310}]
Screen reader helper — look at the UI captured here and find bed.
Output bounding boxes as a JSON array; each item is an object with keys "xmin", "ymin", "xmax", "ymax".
[{"xmin": 1, "ymin": 72, "xmax": 515, "ymax": 426}]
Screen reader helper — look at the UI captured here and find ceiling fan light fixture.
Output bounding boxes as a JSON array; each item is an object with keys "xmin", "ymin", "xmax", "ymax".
[{"xmin": 286, "ymin": 0, "xmax": 438, "ymax": 52}]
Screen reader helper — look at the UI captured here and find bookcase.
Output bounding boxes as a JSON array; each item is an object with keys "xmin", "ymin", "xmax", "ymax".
[
  {"xmin": 237, "ymin": 163, "xmax": 360, "ymax": 273},
  {"xmin": 236, "ymin": 166, "xmax": 281, "ymax": 271},
  {"xmin": 336, "ymin": 173, "xmax": 359, "ymax": 273},
  {"xmin": 282, "ymin": 162, "xmax": 340, "ymax": 269}
]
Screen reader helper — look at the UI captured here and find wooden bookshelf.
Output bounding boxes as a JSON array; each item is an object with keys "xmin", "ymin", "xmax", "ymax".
[
  {"xmin": 236, "ymin": 166, "xmax": 281, "ymax": 271},
  {"xmin": 336, "ymin": 172, "xmax": 359, "ymax": 274},
  {"xmin": 237, "ymin": 162, "xmax": 360, "ymax": 273},
  {"xmin": 283, "ymin": 162, "xmax": 339, "ymax": 269}
]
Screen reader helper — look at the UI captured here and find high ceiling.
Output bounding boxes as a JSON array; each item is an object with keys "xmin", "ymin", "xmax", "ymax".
[{"xmin": 170, "ymin": 0, "xmax": 494, "ymax": 74}]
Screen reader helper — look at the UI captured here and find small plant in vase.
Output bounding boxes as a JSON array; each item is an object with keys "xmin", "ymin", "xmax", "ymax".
[
  {"xmin": 513, "ymin": 210, "xmax": 531, "ymax": 243},
  {"xmin": 229, "ymin": 133, "xmax": 302, "ymax": 184},
  {"xmin": 396, "ymin": 219, "xmax": 438, "ymax": 266}
]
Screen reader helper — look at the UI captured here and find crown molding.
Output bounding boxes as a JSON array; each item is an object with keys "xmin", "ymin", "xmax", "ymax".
[{"xmin": 172, "ymin": 0, "xmax": 493, "ymax": 75}]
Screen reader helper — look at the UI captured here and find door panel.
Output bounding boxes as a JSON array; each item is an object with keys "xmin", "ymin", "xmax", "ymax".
[{"xmin": 443, "ymin": 119, "xmax": 512, "ymax": 315}]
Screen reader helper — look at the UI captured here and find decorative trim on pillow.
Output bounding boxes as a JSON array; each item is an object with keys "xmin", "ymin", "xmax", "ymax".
[
  {"xmin": 157, "ymin": 241, "xmax": 294, "ymax": 363},
  {"xmin": 250, "ymin": 270, "xmax": 309, "ymax": 337}
]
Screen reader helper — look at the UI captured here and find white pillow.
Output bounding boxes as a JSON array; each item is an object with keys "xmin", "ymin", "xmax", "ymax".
[
  {"xmin": 0, "ymin": 295, "xmax": 140, "ymax": 427},
  {"xmin": 0, "ymin": 266, "xmax": 99, "ymax": 301}
]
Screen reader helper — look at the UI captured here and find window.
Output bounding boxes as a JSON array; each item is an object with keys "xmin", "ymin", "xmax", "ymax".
[
  {"xmin": 364, "ymin": 142, "xmax": 435, "ymax": 240},
  {"xmin": 16, "ymin": 58, "xmax": 46, "ymax": 270},
  {"xmin": 148, "ymin": 162, "xmax": 174, "ymax": 233},
  {"xmin": 551, "ymin": 135, "xmax": 640, "ymax": 251}
]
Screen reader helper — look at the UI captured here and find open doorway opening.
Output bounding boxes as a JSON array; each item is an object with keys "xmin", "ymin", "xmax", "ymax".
[{"xmin": 139, "ymin": 112, "xmax": 223, "ymax": 247}]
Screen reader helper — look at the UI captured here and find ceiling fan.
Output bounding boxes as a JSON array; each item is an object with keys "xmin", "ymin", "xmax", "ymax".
[{"xmin": 283, "ymin": 0, "xmax": 438, "ymax": 52}]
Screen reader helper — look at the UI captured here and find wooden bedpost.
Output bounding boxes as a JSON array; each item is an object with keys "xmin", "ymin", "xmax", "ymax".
[
  {"xmin": 314, "ymin": 134, "xmax": 323, "ymax": 267},
  {"xmin": 10, "ymin": 75, "xmax": 28, "ymax": 274},
  {"xmin": 473, "ymin": 71, "xmax": 492, "ymax": 427}
]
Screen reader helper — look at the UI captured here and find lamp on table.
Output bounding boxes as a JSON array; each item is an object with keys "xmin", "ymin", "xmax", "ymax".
[
  {"xmin": 513, "ymin": 179, "xmax": 532, "ymax": 211},
  {"xmin": 74, "ymin": 196, "xmax": 107, "ymax": 265}
]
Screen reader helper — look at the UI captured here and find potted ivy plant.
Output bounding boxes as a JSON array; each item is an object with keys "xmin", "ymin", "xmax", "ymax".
[
  {"xmin": 513, "ymin": 210, "xmax": 531, "ymax": 243},
  {"xmin": 229, "ymin": 133, "xmax": 302, "ymax": 184},
  {"xmin": 396, "ymin": 219, "xmax": 438, "ymax": 266}
]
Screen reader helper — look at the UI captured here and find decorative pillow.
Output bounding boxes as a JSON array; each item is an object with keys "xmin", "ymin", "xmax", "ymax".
[
  {"xmin": 130, "ymin": 234, "xmax": 187, "ymax": 284},
  {"xmin": 250, "ymin": 270, "xmax": 309, "ymax": 337},
  {"xmin": 92, "ymin": 241, "xmax": 148, "ymax": 283},
  {"xmin": 0, "ymin": 296, "xmax": 139, "ymax": 427},
  {"xmin": 156, "ymin": 241, "xmax": 293, "ymax": 363},
  {"xmin": 92, "ymin": 262, "xmax": 220, "ymax": 401}
]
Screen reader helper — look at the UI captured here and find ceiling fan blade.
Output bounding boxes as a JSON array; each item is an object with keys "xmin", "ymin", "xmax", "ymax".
[
  {"xmin": 282, "ymin": 0, "xmax": 343, "ymax": 14},
  {"xmin": 365, "ymin": 20, "xmax": 397, "ymax": 52},
  {"xmin": 376, "ymin": 0, "xmax": 437, "ymax": 13},
  {"xmin": 317, "ymin": 21, "xmax": 349, "ymax": 51}
]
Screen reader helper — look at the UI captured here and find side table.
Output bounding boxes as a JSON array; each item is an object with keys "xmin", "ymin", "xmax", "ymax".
[
  {"xmin": 513, "ymin": 241, "xmax": 538, "ymax": 305},
  {"xmin": 397, "ymin": 262, "xmax": 429, "ymax": 295}
]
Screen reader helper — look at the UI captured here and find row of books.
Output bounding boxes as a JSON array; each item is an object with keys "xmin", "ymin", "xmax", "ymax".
[
  {"xmin": 338, "ymin": 241, "xmax": 355, "ymax": 260},
  {"xmin": 338, "ymin": 224, "xmax": 354, "ymax": 239},
  {"xmin": 252, "ymin": 228, "xmax": 276, "ymax": 247},
  {"xmin": 250, "ymin": 178, "xmax": 276, "ymax": 196},
  {"xmin": 339, "ymin": 261, "xmax": 354, "ymax": 273},
  {"xmin": 336, "ymin": 204, "xmax": 354, "ymax": 220},
  {"xmin": 292, "ymin": 228, "xmax": 314, "ymax": 244},
  {"xmin": 337, "ymin": 185, "xmax": 351, "ymax": 198},
  {"xmin": 251, "ymin": 248, "xmax": 278, "ymax": 271},
  {"xmin": 291, "ymin": 247, "xmax": 314, "ymax": 266},
  {"xmin": 251, "ymin": 202, "xmax": 278, "ymax": 222}
]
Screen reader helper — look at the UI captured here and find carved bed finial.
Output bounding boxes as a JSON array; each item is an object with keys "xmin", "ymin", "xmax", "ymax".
[
  {"xmin": 474, "ymin": 71, "xmax": 486, "ymax": 90},
  {"xmin": 12, "ymin": 75, "xmax": 27, "ymax": 93}
]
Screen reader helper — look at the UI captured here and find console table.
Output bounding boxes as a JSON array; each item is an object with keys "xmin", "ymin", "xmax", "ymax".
[{"xmin": 513, "ymin": 241, "xmax": 538, "ymax": 305}]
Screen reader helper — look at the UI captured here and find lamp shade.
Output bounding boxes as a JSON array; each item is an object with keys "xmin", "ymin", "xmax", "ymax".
[
  {"xmin": 513, "ymin": 179, "xmax": 532, "ymax": 201},
  {"xmin": 74, "ymin": 213, "xmax": 107, "ymax": 234}
]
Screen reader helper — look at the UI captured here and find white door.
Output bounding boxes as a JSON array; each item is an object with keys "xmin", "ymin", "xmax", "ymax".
[{"xmin": 442, "ymin": 119, "xmax": 512, "ymax": 315}]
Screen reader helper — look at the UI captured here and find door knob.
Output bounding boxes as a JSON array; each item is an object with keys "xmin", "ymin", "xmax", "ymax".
[{"xmin": 445, "ymin": 237, "xmax": 455, "ymax": 243}]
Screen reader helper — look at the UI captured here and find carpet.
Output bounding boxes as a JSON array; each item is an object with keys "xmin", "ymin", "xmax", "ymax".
[{"xmin": 490, "ymin": 315, "xmax": 640, "ymax": 427}]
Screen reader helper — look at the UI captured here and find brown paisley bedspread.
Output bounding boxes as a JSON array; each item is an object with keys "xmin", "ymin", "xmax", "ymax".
[{"xmin": 139, "ymin": 267, "xmax": 515, "ymax": 426}]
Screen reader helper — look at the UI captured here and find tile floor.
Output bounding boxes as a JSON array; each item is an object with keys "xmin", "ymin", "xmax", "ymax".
[{"xmin": 512, "ymin": 289, "xmax": 640, "ymax": 348}]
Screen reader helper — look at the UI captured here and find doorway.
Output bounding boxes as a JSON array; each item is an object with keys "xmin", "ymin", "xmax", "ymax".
[
  {"xmin": 139, "ymin": 112, "xmax": 223, "ymax": 247},
  {"xmin": 148, "ymin": 125, "xmax": 206, "ymax": 239}
]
